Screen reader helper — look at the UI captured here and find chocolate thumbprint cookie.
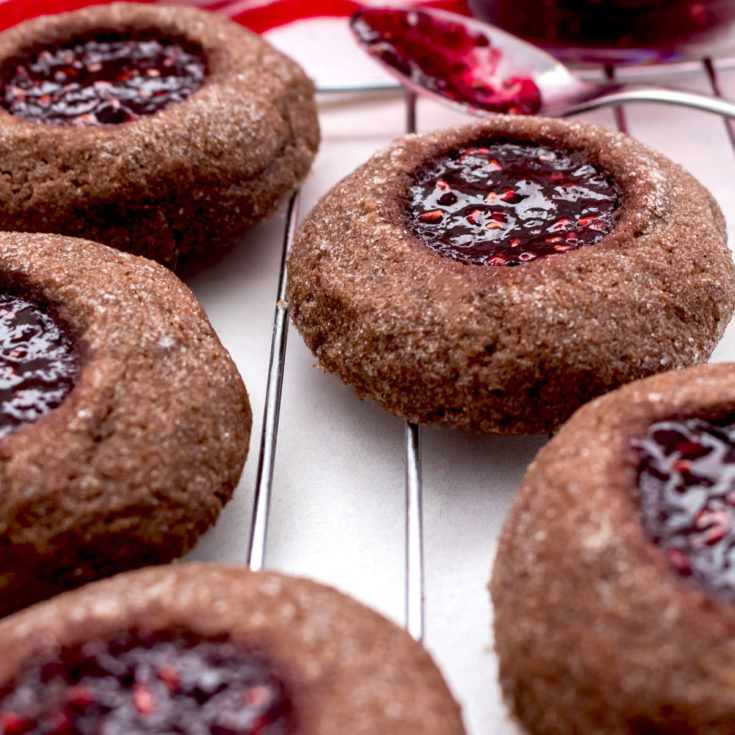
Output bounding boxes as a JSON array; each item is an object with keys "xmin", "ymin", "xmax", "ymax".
[
  {"xmin": 0, "ymin": 564, "xmax": 466, "ymax": 735},
  {"xmin": 492, "ymin": 362, "xmax": 735, "ymax": 734},
  {"xmin": 287, "ymin": 116, "xmax": 735, "ymax": 434},
  {"xmin": 0, "ymin": 232, "xmax": 250, "ymax": 617},
  {"xmin": 0, "ymin": 3, "xmax": 319, "ymax": 266}
]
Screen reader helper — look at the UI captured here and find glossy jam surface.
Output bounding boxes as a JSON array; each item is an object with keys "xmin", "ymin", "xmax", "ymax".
[
  {"xmin": 0, "ymin": 633, "xmax": 292, "ymax": 735},
  {"xmin": 634, "ymin": 417, "xmax": 735, "ymax": 601},
  {"xmin": 0, "ymin": 294, "xmax": 76, "ymax": 439},
  {"xmin": 350, "ymin": 7, "xmax": 541, "ymax": 114},
  {"xmin": 409, "ymin": 142, "xmax": 618, "ymax": 266},
  {"xmin": 1, "ymin": 37, "xmax": 206, "ymax": 125}
]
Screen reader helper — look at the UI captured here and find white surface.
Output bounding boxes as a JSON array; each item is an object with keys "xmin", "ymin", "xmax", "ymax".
[{"xmin": 184, "ymin": 17, "xmax": 735, "ymax": 735}]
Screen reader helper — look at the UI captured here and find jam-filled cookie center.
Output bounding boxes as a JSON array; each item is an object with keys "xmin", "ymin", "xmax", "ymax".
[
  {"xmin": 0, "ymin": 633, "xmax": 292, "ymax": 734},
  {"xmin": 409, "ymin": 142, "xmax": 618, "ymax": 266},
  {"xmin": 0, "ymin": 293, "xmax": 76, "ymax": 439},
  {"xmin": 1, "ymin": 36, "xmax": 206, "ymax": 125},
  {"xmin": 634, "ymin": 417, "xmax": 735, "ymax": 601}
]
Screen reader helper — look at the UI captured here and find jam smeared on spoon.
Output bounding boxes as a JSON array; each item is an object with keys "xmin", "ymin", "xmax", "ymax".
[
  {"xmin": 634, "ymin": 417, "xmax": 735, "ymax": 601},
  {"xmin": 0, "ymin": 293, "xmax": 76, "ymax": 438},
  {"xmin": 0, "ymin": 632, "xmax": 292, "ymax": 734},
  {"xmin": 350, "ymin": 6, "xmax": 541, "ymax": 115},
  {"xmin": 1, "ymin": 37, "xmax": 206, "ymax": 125},
  {"xmin": 409, "ymin": 142, "xmax": 618, "ymax": 266}
]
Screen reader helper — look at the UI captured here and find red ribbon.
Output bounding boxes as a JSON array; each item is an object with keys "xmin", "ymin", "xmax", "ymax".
[{"xmin": 0, "ymin": 0, "xmax": 470, "ymax": 33}]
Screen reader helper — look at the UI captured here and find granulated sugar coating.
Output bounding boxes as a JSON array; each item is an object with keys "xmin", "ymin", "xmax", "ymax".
[
  {"xmin": 0, "ymin": 565, "xmax": 466, "ymax": 735},
  {"xmin": 492, "ymin": 363, "xmax": 735, "ymax": 734},
  {"xmin": 287, "ymin": 115, "xmax": 735, "ymax": 434}
]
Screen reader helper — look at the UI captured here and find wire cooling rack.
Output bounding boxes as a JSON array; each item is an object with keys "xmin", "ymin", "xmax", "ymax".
[{"xmin": 183, "ymin": 54, "xmax": 735, "ymax": 735}]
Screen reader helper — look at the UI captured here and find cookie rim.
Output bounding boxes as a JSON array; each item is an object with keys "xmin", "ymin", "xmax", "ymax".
[
  {"xmin": 0, "ymin": 563, "xmax": 466, "ymax": 735},
  {"xmin": 491, "ymin": 361, "xmax": 735, "ymax": 733},
  {"xmin": 287, "ymin": 115, "xmax": 735, "ymax": 434},
  {"xmin": 0, "ymin": 230, "xmax": 252, "ymax": 616},
  {"xmin": 0, "ymin": 2, "xmax": 320, "ymax": 264}
]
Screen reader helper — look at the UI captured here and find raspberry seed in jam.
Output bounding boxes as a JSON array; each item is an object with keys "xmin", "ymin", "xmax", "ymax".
[
  {"xmin": 0, "ymin": 293, "xmax": 76, "ymax": 438},
  {"xmin": 1, "ymin": 37, "xmax": 206, "ymax": 125},
  {"xmin": 409, "ymin": 142, "xmax": 618, "ymax": 266},
  {"xmin": 634, "ymin": 417, "xmax": 735, "ymax": 601},
  {"xmin": 0, "ymin": 633, "xmax": 292, "ymax": 735}
]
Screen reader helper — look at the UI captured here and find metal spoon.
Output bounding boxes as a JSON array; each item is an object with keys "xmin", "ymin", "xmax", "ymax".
[{"xmin": 348, "ymin": 4, "xmax": 735, "ymax": 118}]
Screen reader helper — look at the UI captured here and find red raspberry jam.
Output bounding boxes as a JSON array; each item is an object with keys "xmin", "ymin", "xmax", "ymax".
[
  {"xmin": 0, "ymin": 293, "xmax": 76, "ymax": 438},
  {"xmin": 1, "ymin": 37, "xmax": 206, "ymax": 126},
  {"xmin": 0, "ymin": 632, "xmax": 292, "ymax": 735},
  {"xmin": 350, "ymin": 7, "xmax": 541, "ymax": 115},
  {"xmin": 409, "ymin": 142, "xmax": 618, "ymax": 266},
  {"xmin": 633, "ymin": 418, "xmax": 735, "ymax": 601}
]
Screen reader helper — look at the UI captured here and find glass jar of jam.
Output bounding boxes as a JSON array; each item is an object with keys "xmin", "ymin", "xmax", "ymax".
[{"xmin": 467, "ymin": 0, "xmax": 735, "ymax": 63}]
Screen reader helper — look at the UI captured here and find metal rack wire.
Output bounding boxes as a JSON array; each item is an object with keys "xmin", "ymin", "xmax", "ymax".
[{"xmin": 246, "ymin": 84, "xmax": 428, "ymax": 641}]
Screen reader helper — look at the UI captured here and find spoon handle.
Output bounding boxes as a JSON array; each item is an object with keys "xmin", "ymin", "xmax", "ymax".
[{"xmin": 562, "ymin": 82, "xmax": 735, "ymax": 119}]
